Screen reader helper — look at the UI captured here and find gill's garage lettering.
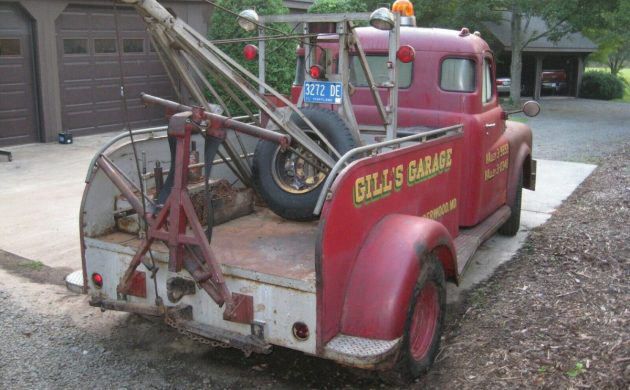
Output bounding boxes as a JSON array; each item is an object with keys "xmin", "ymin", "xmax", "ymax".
[
  {"xmin": 408, "ymin": 148, "xmax": 453, "ymax": 186},
  {"xmin": 484, "ymin": 143, "xmax": 509, "ymax": 181},
  {"xmin": 353, "ymin": 165, "xmax": 404, "ymax": 207},
  {"xmin": 353, "ymin": 147, "xmax": 453, "ymax": 208}
]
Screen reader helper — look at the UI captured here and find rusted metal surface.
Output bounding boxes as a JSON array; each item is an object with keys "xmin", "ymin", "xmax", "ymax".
[
  {"xmin": 97, "ymin": 207, "xmax": 318, "ymax": 284},
  {"xmin": 223, "ymin": 293, "xmax": 253, "ymax": 324},
  {"xmin": 323, "ymin": 334, "xmax": 401, "ymax": 369},
  {"xmin": 127, "ymin": 271, "xmax": 147, "ymax": 298},
  {"xmin": 141, "ymin": 93, "xmax": 291, "ymax": 148}
]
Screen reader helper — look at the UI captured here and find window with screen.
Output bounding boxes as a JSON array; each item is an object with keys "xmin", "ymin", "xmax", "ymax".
[
  {"xmin": 482, "ymin": 58, "xmax": 493, "ymax": 103},
  {"xmin": 63, "ymin": 39, "xmax": 88, "ymax": 55},
  {"xmin": 94, "ymin": 39, "xmax": 117, "ymax": 54},
  {"xmin": 0, "ymin": 39, "xmax": 21, "ymax": 56},
  {"xmin": 440, "ymin": 58, "xmax": 475, "ymax": 92},
  {"xmin": 123, "ymin": 38, "xmax": 144, "ymax": 53},
  {"xmin": 350, "ymin": 56, "xmax": 413, "ymax": 88}
]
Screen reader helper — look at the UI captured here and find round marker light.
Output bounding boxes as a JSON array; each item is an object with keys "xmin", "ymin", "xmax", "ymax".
[
  {"xmin": 237, "ymin": 9, "xmax": 259, "ymax": 32},
  {"xmin": 243, "ymin": 44, "xmax": 258, "ymax": 61},
  {"xmin": 369, "ymin": 7, "xmax": 395, "ymax": 31},
  {"xmin": 309, "ymin": 64, "xmax": 325, "ymax": 79},
  {"xmin": 292, "ymin": 322, "xmax": 309, "ymax": 341},
  {"xmin": 92, "ymin": 273, "xmax": 103, "ymax": 288},
  {"xmin": 397, "ymin": 45, "xmax": 415, "ymax": 63}
]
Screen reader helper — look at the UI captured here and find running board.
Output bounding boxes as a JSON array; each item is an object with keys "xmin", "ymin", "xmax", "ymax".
[
  {"xmin": 323, "ymin": 334, "xmax": 401, "ymax": 369},
  {"xmin": 454, "ymin": 205, "xmax": 511, "ymax": 276}
]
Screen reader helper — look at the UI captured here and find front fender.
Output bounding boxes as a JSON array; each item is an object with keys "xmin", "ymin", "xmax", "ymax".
[
  {"xmin": 505, "ymin": 120, "xmax": 533, "ymax": 206},
  {"xmin": 339, "ymin": 214, "xmax": 455, "ymax": 340}
]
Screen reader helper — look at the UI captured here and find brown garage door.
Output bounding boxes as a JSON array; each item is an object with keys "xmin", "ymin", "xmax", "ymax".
[
  {"xmin": 0, "ymin": 3, "xmax": 39, "ymax": 146},
  {"xmin": 56, "ymin": 5, "xmax": 174, "ymax": 136}
]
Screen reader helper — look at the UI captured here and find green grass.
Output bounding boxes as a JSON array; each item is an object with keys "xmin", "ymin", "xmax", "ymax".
[{"xmin": 585, "ymin": 67, "xmax": 630, "ymax": 102}]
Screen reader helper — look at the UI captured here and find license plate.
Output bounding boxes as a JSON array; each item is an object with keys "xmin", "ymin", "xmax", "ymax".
[{"xmin": 303, "ymin": 81, "xmax": 343, "ymax": 104}]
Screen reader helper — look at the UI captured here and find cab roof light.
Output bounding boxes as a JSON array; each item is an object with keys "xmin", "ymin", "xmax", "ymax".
[
  {"xmin": 392, "ymin": 0, "xmax": 414, "ymax": 17},
  {"xmin": 369, "ymin": 7, "xmax": 395, "ymax": 31}
]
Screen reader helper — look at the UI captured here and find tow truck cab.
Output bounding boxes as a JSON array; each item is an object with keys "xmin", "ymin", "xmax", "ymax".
[{"xmin": 292, "ymin": 26, "xmax": 536, "ymax": 228}]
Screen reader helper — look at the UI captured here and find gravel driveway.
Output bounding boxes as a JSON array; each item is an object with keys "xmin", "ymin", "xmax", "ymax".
[
  {"xmin": 0, "ymin": 98, "xmax": 628, "ymax": 389},
  {"xmin": 521, "ymin": 98, "xmax": 630, "ymax": 162}
]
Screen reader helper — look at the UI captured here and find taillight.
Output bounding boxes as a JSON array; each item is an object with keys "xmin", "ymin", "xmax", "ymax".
[
  {"xmin": 292, "ymin": 322, "xmax": 309, "ymax": 341},
  {"xmin": 309, "ymin": 65, "xmax": 325, "ymax": 80},
  {"xmin": 396, "ymin": 45, "xmax": 415, "ymax": 63},
  {"xmin": 243, "ymin": 44, "xmax": 258, "ymax": 61},
  {"xmin": 92, "ymin": 273, "xmax": 103, "ymax": 288}
]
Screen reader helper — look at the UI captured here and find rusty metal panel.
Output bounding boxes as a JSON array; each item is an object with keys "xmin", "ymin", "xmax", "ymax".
[{"xmin": 0, "ymin": 3, "xmax": 38, "ymax": 146}]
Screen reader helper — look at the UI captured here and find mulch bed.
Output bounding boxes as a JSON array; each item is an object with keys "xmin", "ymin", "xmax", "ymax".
[{"xmin": 418, "ymin": 143, "xmax": 630, "ymax": 389}]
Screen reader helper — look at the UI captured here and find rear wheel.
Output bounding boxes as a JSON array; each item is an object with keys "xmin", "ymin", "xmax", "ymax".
[
  {"xmin": 252, "ymin": 108, "xmax": 355, "ymax": 221},
  {"xmin": 380, "ymin": 254, "xmax": 446, "ymax": 384}
]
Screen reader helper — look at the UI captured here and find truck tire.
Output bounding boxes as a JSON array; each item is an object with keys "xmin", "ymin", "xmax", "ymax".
[
  {"xmin": 380, "ymin": 254, "xmax": 446, "ymax": 384},
  {"xmin": 252, "ymin": 108, "xmax": 355, "ymax": 221},
  {"xmin": 499, "ymin": 166, "xmax": 523, "ymax": 236}
]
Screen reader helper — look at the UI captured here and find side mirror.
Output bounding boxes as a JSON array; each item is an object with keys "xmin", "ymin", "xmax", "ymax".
[
  {"xmin": 504, "ymin": 100, "xmax": 541, "ymax": 118},
  {"xmin": 522, "ymin": 100, "xmax": 541, "ymax": 117}
]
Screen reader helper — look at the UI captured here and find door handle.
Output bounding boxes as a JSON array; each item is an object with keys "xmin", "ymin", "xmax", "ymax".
[{"xmin": 484, "ymin": 123, "xmax": 496, "ymax": 128}]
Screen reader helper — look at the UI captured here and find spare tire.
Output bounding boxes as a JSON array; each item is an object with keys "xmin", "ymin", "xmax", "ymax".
[{"xmin": 252, "ymin": 107, "xmax": 356, "ymax": 221}]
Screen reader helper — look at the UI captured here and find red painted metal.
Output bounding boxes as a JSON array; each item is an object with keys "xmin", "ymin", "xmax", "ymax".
[
  {"xmin": 339, "ymin": 214, "xmax": 454, "ymax": 340},
  {"xmin": 127, "ymin": 271, "xmax": 147, "ymax": 298},
  {"xmin": 316, "ymin": 134, "xmax": 462, "ymax": 349},
  {"xmin": 409, "ymin": 282, "xmax": 439, "ymax": 360}
]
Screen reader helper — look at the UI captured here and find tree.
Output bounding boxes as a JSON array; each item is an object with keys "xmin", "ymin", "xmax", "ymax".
[
  {"xmin": 585, "ymin": 0, "xmax": 630, "ymax": 75},
  {"xmin": 308, "ymin": 0, "xmax": 368, "ymax": 13},
  {"xmin": 502, "ymin": 0, "xmax": 618, "ymax": 103},
  {"xmin": 208, "ymin": 0, "xmax": 295, "ymax": 115}
]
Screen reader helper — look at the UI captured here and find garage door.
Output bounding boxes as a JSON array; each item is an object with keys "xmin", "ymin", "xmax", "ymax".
[
  {"xmin": 0, "ymin": 3, "xmax": 39, "ymax": 146},
  {"xmin": 56, "ymin": 5, "xmax": 174, "ymax": 136}
]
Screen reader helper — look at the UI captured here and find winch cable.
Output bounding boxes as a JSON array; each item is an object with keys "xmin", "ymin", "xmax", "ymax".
[{"xmin": 113, "ymin": 2, "xmax": 162, "ymax": 307}]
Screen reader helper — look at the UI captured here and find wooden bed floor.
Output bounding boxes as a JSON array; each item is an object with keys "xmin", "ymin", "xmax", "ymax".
[{"xmin": 96, "ymin": 208, "xmax": 319, "ymax": 282}]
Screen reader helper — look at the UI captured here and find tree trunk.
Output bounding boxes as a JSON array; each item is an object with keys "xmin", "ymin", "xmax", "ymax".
[{"xmin": 509, "ymin": 8, "xmax": 523, "ymax": 104}]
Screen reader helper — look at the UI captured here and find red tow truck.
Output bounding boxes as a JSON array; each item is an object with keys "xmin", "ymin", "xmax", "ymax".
[{"xmin": 81, "ymin": 0, "xmax": 539, "ymax": 382}]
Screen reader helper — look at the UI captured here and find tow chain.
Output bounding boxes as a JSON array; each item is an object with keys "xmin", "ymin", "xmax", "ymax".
[{"xmin": 164, "ymin": 315, "xmax": 237, "ymax": 351}]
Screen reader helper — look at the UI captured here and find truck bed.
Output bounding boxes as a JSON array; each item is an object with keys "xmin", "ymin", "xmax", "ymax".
[{"xmin": 91, "ymin": 208, "xmax": 318, "ymax": 291}]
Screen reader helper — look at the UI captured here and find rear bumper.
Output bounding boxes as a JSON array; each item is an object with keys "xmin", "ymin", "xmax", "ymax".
[{"xmin": 90, "ymin": 296, "xmax": 272, "ymax": 354}]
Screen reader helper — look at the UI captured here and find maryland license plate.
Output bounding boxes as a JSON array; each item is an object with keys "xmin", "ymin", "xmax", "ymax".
[{"xmin": 303, "ymin": 81, "xmax": 343, "ymax": 104}]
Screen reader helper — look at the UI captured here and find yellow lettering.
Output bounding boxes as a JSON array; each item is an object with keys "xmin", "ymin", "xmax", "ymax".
[
  {"xmin": 372, "ymin": 172, "xmax": 383, "ymax": 197},
  {"xmin": 383, "ymin": 169, "xmax": 393, "ymax": 193},
  {"xmin": 408, "ymin": 160, "xmax": 417, "ymax": 185},
  {"xmin": 424, "ymin": 156, "xmax": 432, "ymax": 175},
  {"xmin": 446, "ymin": 148, "xmax": 452, "ymax": 168},
  {"xmin": 354, "ymin": 177, "xmax": 366, "ymax": 205},
  {"xmin": 395, "ymin": 165, "xmax": 404, "ymax": 190}
]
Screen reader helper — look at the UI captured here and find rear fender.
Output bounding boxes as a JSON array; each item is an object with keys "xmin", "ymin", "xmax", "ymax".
[{"xmin": 339, "ymin": 214, "xmax": 456, "ymax": 340}]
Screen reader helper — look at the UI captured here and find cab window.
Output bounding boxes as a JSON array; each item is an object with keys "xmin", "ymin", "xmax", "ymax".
[
  {"xmin": 482, "ymin": 58, "xmax": 494, "ymax": 103},
  {"xmin": 350, "ymin": 55, "xmax": 413, "ymax": 88},
  {"xmin": 440, "ymin": 58, "xmax": 475, "ymax": 92}
]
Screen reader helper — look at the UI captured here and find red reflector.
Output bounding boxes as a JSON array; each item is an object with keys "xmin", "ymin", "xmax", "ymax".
[
  {"xmin": 91, "ymin": 273, "xmax": 103, "ymax": 288},
  {"xmin": 396, "ymin": 45, "xmax": 415, "ymax": 63},
  {"xmin": 309, "ymin": 65, "xmax": 324, "ymax": 79},
  {"xmin": 292, "ymin": 322, "xmax": 309, "ymax": 340},
  {"xmin": 243, "ymin": 44, "xmax": 258, "ymax": 61}
]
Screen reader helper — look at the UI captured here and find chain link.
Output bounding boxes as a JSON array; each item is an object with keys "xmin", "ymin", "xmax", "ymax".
[{"xmin": 164, "ymin": 315, "xmax": 232, "ymax": 349}]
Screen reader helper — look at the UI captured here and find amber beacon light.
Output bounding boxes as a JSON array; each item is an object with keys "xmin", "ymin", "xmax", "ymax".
[{"xmin": 392, "ymin": 0, "xmax": 414, "ymax": 16}]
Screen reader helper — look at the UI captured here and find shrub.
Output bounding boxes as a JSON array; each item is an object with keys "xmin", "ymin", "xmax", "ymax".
[
  {"xmin": 580, "ymin": 71, "xmax": 624, "ymax": 100},
  {"xmin": 308, "ymin": 0, "xmax": 368, "ymax": 13},
  {"xmin": 208, "ymin": 0, "xmax": 295, "ymax": 115}
]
